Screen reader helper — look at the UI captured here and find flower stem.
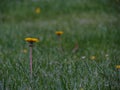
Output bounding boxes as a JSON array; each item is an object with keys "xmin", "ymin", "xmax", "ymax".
[
  {"xmin": 29, "ymin": 46, "xmax": 33, "ymax": 79},
  {"xmin": 57, "ymin": 36, "xmax": 63, "ymax": 52}
]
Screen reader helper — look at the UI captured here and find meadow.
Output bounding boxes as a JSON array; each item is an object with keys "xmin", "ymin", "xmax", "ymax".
[{"xmin": 0, "ymin": 0, "xmax": 120, "ymax": 90}]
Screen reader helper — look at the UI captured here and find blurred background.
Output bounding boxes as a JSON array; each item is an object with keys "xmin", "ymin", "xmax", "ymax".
[
  {"xmin": 0, "ymin": 0, "xmax": 120, "ymax": 22},
  {"xmin": 0, "ymin": 0, "xmax": 120, "ymax": 50}
]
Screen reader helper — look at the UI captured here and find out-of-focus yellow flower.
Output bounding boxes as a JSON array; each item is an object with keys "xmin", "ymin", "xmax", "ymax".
[
  {"xmin": 116, "ymin": 65, "xmax": 120, "ymax": 69},
  {"xmin": 55, "ymin": 31, "xmax": 63, "ymax": 36},
  {"xmin": 25, "ymin": 38, "xmax": 39, "ymax": 43},
  {"xmin": 23, "ymin": 49, "xmax": 27, "ymax": 53},
  {"xmin": 80, "ymin": 88, "xmax": 84, "ymax": 90},
  {"xmin": 35, "ymin": 7, "xmax": 41, "ymax": 14},
  {"xmin": 90, "ymin": 56, "xmax": 96, "ymax": 60}
]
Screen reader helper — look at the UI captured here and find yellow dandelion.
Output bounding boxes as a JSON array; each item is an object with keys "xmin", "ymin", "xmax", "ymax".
[
  {"xmin": 55, "ymin": 31, "xmax": 63, "ymax": 36},
  {"xmin": 23, "ymin": 49, "xmax": 27, "ymax": 53},
  {"xmin": 90, "ymin": 56, "xmax": 96, "ymax": 60},
  {"xmin": 25, "ymin": 38, "xmax": 39, "ymax": 43},
  {"xmin": 35, "ymin": 7, "xmax": 41, "ymax": 14},
  {"xmin": 80, "ymin": 88, "xmax": 84, "ymax": 90},
  {"xmin": 116, "ymin": 65, "xmax": 120, "ymax": 69}
]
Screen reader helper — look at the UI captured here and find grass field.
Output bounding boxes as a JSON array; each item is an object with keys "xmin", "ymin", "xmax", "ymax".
[{"xmin": 0, "ymin": 0, "xmax": 120, "ymax": 90}]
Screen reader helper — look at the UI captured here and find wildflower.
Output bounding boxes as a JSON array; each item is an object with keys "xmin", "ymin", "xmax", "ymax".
[
  {"xmin": 90, "ymin": 56, "xmax": 96, "ymax": 60},
  {"xmin": 25, "ymin": 37, "xmax": 39, "ymax": 79},
  {"xmin": 35, "ymin": 7, "xmax": 41, "ymax": 14},
  {"xmin": 116, "ymin": 65, "xmax": 120, "ymax": 69},
  {"xmin": 55, "ymin": 31, "xmax": 63, "ymax": 36},
  {"xmin": 80, "ymin": 88, "xmax": 84, "ymax": 90},
  {"xmin": 55, "ymin": 31, "xmax": 64, "ymax": 51},
  {"xmin": 25, "ymin": 38, "xmax": 39, "ymax": 43},
  {"xmin": 23, "ymin": 49, "xmax": 27, "ymax": 53}
]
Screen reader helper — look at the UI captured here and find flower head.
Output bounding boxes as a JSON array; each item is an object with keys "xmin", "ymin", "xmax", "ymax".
[
  {"xmin": 90, "ymin": 56, "xmax": 96, "ymax": 60},
  {"xmin": 80, "ymin": 88, "xmax": 84, "ymax": 90},
  {"xmin": 23, "ymin": 49, "xmax": 27, "ymax": 53},
  {"xmin": 116, "ymin": 65, "xmax": 120, "ymax": 69},
  {"xmin": 35, "ymin": 7, "xmax": 41, "ymax": 14},
  {"xmin": 25, "ymin": 38, "xmax": 39, "ymax": 43},
  {"xmin": 55, "ymin": 31, "xmax": 63, "ymax": 36}
]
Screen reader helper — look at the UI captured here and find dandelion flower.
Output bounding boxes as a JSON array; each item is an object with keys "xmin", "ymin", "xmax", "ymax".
[
  {"xmin": 55, "ymin": 31, "xmax": 63, "ymax": 36},
  {"xmin": 116, "ymin": 65, "xmax": 120, "ymax": 69},
  {"xmin": 35, "ymin": 7, "xmax": 41, "ymax": 14},
  {"xmin": 80, "ymin": 88, "xmax": 84, "ymax": 90},
  {"xmin": 23, "ymin": 49, "xmax": 27, "ymax": 53},
  {"xmin": 25, "ymin": 37, "xmax": 39, "ymax": 78},
  {"xmin": 90, "ymin": 56, "xmax": 96, "ymax": 60},
  {"xmin": 25, "ymin": 38, "xmax": 39, "ymax": 43}
]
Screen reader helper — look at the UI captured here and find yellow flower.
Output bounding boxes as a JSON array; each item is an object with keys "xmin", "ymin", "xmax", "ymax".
[
  {"xmin": 55, "ymin": 31, "xmax": 63, "ymax": 36},
  {"xmin": 80, "ymin": 88, "xmax": 84, "ymax": 90},
  {"xmin": 25, "ymin": 38, "xmax": 39, "ymax": 43},
  {"xmin": 35, "ymin": 7, "xmax": 41, "ymax": 14},
  {"xmin": 116, "ymin": 65, "xmax": 120, "ymax": 69},
  {"xmin": 23, "ymin": 49, "xmax": 27, "ymax": 53},
  {"xmin": 90, "ymin": 56, "xmax": 96, "ymax": 60}
]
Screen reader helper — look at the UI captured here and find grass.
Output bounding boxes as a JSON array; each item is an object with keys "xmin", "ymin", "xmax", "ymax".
[{"xmin": 0, "ymin": 0, "xmax": 120, "ymax": 90}]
